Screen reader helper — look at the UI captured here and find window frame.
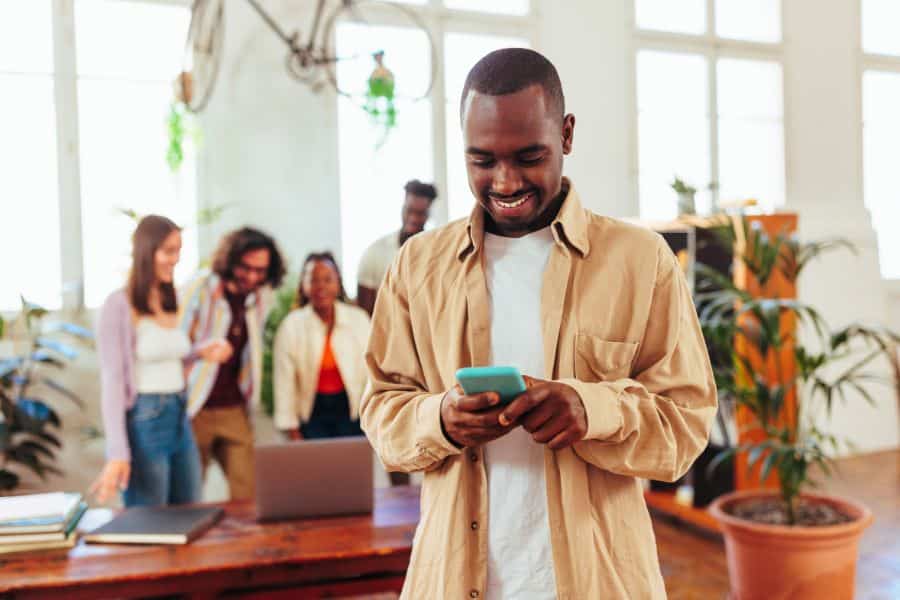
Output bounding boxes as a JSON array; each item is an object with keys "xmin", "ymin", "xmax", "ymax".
[
  {"xmin": 333, "ymin": 0, "xmax": 538, "ymax": 229},
  {"xmin": 628, "ymin": 0, "xmax": 787, "ymax": 215},
  {"xmin": 859, "ymin": 0, "xmax": 900, "ymax": 281},
  {"xmin": 6, "ymin": 0, "xmax": 195, "ymax": 313},
  {"xmin": 28, "ymin": 0, "xmax": 536, "ymax": 312}
]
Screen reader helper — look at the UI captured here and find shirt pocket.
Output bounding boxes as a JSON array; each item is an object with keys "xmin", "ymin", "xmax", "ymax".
[{"xmin": 574, "ymin": 334, "xmax": 638, "ymax": 382}]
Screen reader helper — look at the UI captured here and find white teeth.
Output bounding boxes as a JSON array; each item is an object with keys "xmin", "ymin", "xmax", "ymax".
[{"xmin": 495, "ymin": 194, "xmax": 529, "ymax": 208}]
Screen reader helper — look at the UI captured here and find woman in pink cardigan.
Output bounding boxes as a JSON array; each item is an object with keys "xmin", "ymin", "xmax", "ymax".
[{"xmin": 91, "ymin": 215, "xmax": 229, "ymax": 506}]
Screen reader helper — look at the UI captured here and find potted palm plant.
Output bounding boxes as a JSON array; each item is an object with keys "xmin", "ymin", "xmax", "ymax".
[
  {"xmin": 698, "ymin": 219, "xmax": 899, "ymax": 599},
  {"xmin": 0, "ymin": 298, "xmax": 92, "ymax": 491}
]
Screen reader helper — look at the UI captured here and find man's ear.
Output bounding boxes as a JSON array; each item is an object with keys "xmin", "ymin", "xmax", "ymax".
[{"xmin": 562, "ymin": 113, "xmax": 575, "ymax": 155}]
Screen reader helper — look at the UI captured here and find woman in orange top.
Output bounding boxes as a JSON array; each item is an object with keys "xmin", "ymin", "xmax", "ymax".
[{"xmin": 273, "ymin": 252, "xmax": 371, "ymax": 439}]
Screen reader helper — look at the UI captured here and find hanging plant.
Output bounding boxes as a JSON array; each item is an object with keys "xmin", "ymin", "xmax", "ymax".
[
  {"xmin": 166, "ymin": 100, "xmax": 188, "ymax": 172},
  {"xmin": 363, "ymin": 50, "xmax": 397, "ymax": 148}
]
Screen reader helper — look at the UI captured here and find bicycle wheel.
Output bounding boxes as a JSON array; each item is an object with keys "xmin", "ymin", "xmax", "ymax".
[
  {"xmin": 320, "ymin": 0, "xmax": 437, "ymax": 101},
  {"xmin": 180, "ymin": 0, "xmax": 225, "ymax": 113}
]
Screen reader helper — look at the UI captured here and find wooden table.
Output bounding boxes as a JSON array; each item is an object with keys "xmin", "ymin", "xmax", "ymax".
[{"xmin": 0, "ymin": 486, "xmax": 419, "ymax": 599}]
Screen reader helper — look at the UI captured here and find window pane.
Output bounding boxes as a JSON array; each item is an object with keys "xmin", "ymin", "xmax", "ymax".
[
  {"xmin": 715, "ymin": 0, "xmax": 781, "ymax": 43},
  {"xmin": 75, "ymin": 0, "xmax": 186, "ymax": 79},
  {"xmin": 863, "ymin": 71, "xmax": 900, "ymax": 278},
  {"xmin": 635, "ymin": 0, "xmax": 706, "ymax": 35},
  {"xmin": 0, "ymin": 0, "xmax": 53, "ymax": 73},
  {"xmin": 76, "ymin": 1, "xmax": 196, "ymax": 307},
  {"xmin": 636, "ymin": 51, "xmax": 710, "ymax": 220},
  {"xmin": 444, "ymin": 32, "xmax": 530, "ymax": 221},
  {"xmin": 0, "ymin": 75, "xmax": 61, "ymax": 310},
  {"xmin": 862, "ymin": 0, "xmax": 900, "ymax": 56},
  {"xmin": 444, "ymin": 0, "xmax": 529, "ymax": 16},
  {"xmin": 336, "ymin": 22, "xmax": 433, "ymax": 294},
  {"xmin": 717, "ymin": 58, "xmax": 784, "ymax": 212}
]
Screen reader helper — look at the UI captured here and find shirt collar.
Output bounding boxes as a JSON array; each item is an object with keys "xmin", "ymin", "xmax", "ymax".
[{"xmin": 456, "ymin": 177, "xmax": 590, "ymax": 260}]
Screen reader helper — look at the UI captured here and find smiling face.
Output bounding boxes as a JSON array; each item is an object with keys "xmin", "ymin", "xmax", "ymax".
[
  {"xmin": 302, "ymin": 259, "xmax": 341, "ymax": 313},
  {"xmin": 462, "ymin": 84, "xmax": 574, "ymax": 237},
  {"xmin": 153, "ymin": 229, "xmax": 182, "ymax": 284}
]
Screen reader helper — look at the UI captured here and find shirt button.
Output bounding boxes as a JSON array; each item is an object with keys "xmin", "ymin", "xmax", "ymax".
[
  {"xmin": 470, "ymin": 521, "xmax": 479, "ymax": 530},
  {"xmin": 470, "ymin": 591, "xmax": 480, "ymax": 598},
  {"xmin": 469, "ymin": 452, "xmax": 478, "ymax": 462}
]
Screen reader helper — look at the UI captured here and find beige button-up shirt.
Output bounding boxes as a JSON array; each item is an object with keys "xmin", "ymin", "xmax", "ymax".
[{"xmin": 361, "ymin": 181, "xmax": 717, "ymax": 599}]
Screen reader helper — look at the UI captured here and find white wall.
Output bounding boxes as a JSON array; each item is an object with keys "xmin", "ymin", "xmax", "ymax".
[
  {"xmin": 197, "ymin": 0, "xmax": 898, "ymax": 453},
  {"xmin": 196, "ymin": 0, "xmax": 342, "ymax": 271}
]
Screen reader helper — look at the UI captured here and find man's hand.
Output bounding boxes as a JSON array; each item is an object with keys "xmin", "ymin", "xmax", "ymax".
[
  {"xmin": 197, "ymin": 339, "xmax": 233, "ymax": 363},
  {"xmin": 499, "ymin": 376, "xmax": 588, "ymax": 450},
  {"xmin": 440, "ymin": 385, "xmax": 516, "ymax": 448}
]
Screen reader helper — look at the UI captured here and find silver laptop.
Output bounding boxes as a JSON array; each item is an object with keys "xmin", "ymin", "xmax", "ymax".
[{"xmin": 254, "ymin": 437, "xmax": 374, "ymax": 522}]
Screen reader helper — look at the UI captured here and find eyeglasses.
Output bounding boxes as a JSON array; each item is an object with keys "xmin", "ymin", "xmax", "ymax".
[{"xmin": 234, "ymin": 262, "xmax": 269, "ymax": 277}]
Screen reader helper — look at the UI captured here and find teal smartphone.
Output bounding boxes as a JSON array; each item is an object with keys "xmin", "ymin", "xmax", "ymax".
[{"xmin": 455, "ymin": 366, "xmax": 527, "ymax": 405}]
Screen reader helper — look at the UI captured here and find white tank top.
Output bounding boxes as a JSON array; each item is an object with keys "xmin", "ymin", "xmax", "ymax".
[{"xmin": 134, "ymin": 318, "xmax": 191, "ymax": 394}]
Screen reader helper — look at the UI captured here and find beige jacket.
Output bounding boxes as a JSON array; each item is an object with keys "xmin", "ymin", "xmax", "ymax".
[
  {"xmin": 273, "ymin": 302, "xmax": 371, "ymax": 430},
  {"xmin": 360, "ymin": 181, "xmax": 717, "ymax": 599}
]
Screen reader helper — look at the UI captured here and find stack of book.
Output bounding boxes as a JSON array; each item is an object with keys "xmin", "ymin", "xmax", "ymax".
[{"xmin": 0, "ymin": 492, "xmax": 86, "ymax": 554}]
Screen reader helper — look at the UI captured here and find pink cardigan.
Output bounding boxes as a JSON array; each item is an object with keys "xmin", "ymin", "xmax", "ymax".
[{"xmin": 95, "ymin": 290, "xmax": 137, "ymax": 461}]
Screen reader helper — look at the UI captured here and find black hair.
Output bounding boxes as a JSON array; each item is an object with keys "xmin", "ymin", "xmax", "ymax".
[
  {"xmin": 296, "ymin": 251, "xmax": 349, "ymax": 308},
  {"xmin": 211, "ymin": 227, "xmax": 287, "ymax": 288},
  {"xmin": 404, "ymin": 179, "xmax": 438, "ymax": 203},
  {"xmin": 460, "ymin": 47, "xmax": 565, "ymax": 122}
]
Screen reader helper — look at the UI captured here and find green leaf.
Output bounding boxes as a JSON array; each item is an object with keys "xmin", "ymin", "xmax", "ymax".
[
  {"xmin": 35, "ymin": 337, "xmax": 78, "ymax": 360},
  {"xmin": 760, "ymin": 449, "xmax": 781, "ymax": 483},
  {"xmin": 39, "ymin": 377, "xmax": 84, "ymax": 408},
  {"xmin": 42, "ymin": 322, "xmax": 94, "ymax": 340},
  {"xmin": 705, "ymin": 447, "xmax": 737, "ymax": 480}
]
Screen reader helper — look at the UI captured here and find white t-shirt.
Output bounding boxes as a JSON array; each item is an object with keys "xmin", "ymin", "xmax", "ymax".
[
  {"xmin": 483, "ymin": 226, "xmax": 558, "ymax": 600},
  {"xmin": 134, "ymin": 318, "xmax": 191, "ymax": 394},
  {"xmin": 357, "ymin": 231, "xmax": 401, "ymax": 290}
]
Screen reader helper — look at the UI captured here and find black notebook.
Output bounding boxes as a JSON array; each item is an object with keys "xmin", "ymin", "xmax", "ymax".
[{"xmin": 83, "ymin": 506, "xmax": 223, "ymax": 545}]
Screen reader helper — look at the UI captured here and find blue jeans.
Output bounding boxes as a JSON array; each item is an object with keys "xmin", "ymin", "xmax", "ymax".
[{"xmin": 124, "ymin": 392, "xmax": 203, "ymax": 507}]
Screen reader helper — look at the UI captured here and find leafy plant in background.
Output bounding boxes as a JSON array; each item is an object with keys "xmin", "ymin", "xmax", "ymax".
[
  {"xmin": 700, "ymin": 219, "xmax": 900, "ymax": 524},
  {"xmin": 0, "ymin": 298, "xmax": 93, "ymax": 491},
  {"xmin": 166, "ymin": 100, "xmax": 202, "ymax": 172},
  {"xmin": 260, "ymin": 277, "xmax": 299, "ymax": 418}
]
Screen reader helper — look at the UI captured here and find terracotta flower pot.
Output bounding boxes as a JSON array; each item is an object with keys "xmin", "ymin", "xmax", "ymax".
[{"xmin": 709, "ymin": 490, "xmax": 873, "ymax": 600}]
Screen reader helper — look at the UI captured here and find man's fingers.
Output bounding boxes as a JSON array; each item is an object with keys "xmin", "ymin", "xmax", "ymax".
[
  {"xmin": 532, "ymin": 416, "xmax": 569, "ymax": 444},
  {"xmin": 547, "ymin": 429, "xmax": 580, "ymax": 451},
  {"xmin": 454, "ymin": 409, "xmax": 509, "ymax": 429},
  {"xmin": 499, "ymin": 386, "xmax": 548, "ymax": 426},
  {"xmin": 454, "ymin": 391, "xmax": 500, "ymax": 412},
  {"xmin": 522, "ymin": 375, "xmax": 546, "ymax": 389},
  {"xmin": 520, "ymin": 402, "xmax": 555, "ymax": 433}
]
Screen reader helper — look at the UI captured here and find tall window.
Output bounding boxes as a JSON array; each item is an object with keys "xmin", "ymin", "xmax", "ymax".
[
  {"xmin": 336, "ymin": 2, "xmax": 534, "ymax": 292},
  {"xmin": 0, "ymin": 1, "xmax": 62, "ymax": 310},
  {"xmin": 634, "ymin": 0, "xmax": 785, "ymax": 221},
  {"xmin": 862, "ymin": 0, "xmax": 900, "ymax": 279},
  {"xmin": 76, "ymin": 0, "xmax": 196, "ymax": 307},
  {"xmin": 336, "ymin": 22, "xmax": 434, "ymax": 295},
  {"xmin": 0, "ymin": 0, "xmax": 198, "ymax": 311}
]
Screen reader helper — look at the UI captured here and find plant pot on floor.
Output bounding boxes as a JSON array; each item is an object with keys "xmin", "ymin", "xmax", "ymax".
[{"xmin": 709, "ymin": 490, "xmax": 873, "ymax": 600}]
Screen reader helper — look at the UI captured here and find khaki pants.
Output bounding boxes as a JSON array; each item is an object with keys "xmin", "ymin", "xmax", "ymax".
[{"xmin": 191, "ymin": 406, "xmax": 255, "ymax": 501}]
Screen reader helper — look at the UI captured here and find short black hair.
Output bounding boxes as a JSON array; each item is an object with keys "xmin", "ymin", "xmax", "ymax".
[
  {"xmin": 460, "ymin": 48, "xmax": 565, "ymax": 123},
  {"xmin": 404, "ymin": 179, "xmax": 438, "ymax": 202}
]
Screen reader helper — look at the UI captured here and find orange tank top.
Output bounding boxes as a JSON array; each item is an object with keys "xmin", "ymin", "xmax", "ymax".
[{"xmin": 316, "ymin": 332, "xmax": 345, "ymax": 394}]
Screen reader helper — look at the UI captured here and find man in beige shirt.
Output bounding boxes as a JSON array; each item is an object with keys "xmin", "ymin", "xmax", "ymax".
[{"xmin": 361, "ymin": 48, "xmax": 717, "ymax": 599}]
